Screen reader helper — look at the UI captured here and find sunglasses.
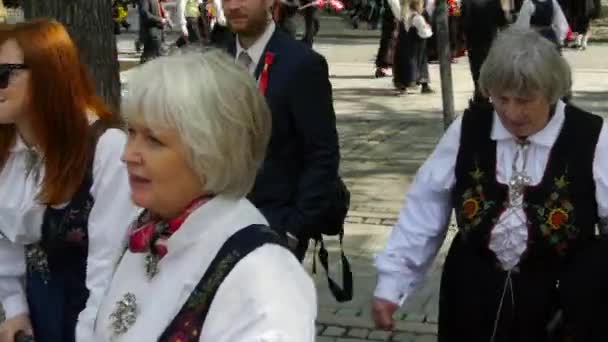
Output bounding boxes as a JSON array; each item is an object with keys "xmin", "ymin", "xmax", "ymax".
[{"xmin": 0, "ymin": 63, "xmax": 27, "ymax": 89}]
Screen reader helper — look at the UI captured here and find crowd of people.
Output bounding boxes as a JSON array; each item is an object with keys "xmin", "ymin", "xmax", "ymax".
[
  {"xmin": 0, "ymin": 0, "xmax": 606, "ymax": 341},
  {"xmin": 373, "ymin": 0, "xmax": 603, "ymax": 95}
]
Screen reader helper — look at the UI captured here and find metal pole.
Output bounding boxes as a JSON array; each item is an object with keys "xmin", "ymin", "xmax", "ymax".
[{"xmin": 434, "ymin": 0, "xmax": 455, "ymax": 130}]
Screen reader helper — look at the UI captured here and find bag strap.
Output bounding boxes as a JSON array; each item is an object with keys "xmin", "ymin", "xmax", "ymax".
[
  {"xmin": 312, "ymin": 231, "xmax": 353, "ymax": 302},
  {"xmin": 159, "ymin": 224, "xmax": 286, "ymax": 341}
]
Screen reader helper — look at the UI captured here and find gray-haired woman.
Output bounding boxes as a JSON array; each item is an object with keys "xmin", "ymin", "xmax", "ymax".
[
  {"xmin": 372, "ymin": 27, "xmax": 608, "ymax": 341},
  {"xmin": 94, "ymin": 50, "xmax": 317, "ymax": 341}
]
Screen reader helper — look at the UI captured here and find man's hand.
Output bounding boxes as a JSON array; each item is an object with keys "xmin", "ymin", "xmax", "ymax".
[
  {"xmin": 371, "ymin": 297, "xmax": 399, "ymax": 331},
  {"xmin": 0, "ymin": 314, "xmax": 33, "ymax": 342}
]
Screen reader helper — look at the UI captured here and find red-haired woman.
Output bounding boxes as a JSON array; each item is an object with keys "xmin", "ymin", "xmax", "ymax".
[{"xmin": 0, "ymin": 19, "xmax": 138, "ymax": 342}]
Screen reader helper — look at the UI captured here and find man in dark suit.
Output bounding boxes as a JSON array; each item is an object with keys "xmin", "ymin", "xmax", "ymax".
[
  {"xmin": 223, "ymin": 0, "xmax": 340, "ymax": 261},
  {"xmin": 138, "ymin": 0, "xmax": 167, "ymax": 63},
  {"xmin": 461, "ymin": 0, "xmax": 508, "ymax": 104}
]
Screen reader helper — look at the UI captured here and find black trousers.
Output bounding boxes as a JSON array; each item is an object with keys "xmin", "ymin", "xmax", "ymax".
[{"xmin": 466, "ymin": 37, "xmax": 492, "ymax": 102}]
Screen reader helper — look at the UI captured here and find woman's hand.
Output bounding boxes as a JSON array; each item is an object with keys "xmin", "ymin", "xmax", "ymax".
[
  {"xmin": 0, "ymin": 314, "xmax": 33, "ymax": 342},
  {"xmin": 371, "ymin": 297, "xmax": 399, "ymax": 331}
]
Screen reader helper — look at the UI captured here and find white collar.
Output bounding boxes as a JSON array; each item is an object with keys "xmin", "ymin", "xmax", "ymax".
[
  {"xmin": 491, "ymin": 100, "xmax": 566, "ymax": 147},
  {"xmin": 235, "ymin": 21, "xmax": 276, "ymax": 75}
]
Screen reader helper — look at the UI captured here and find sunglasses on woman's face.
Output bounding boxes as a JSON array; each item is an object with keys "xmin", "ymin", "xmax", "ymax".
[{"xmin": 0, "ymin": 63, "xmax": 27, "ymax": 89}]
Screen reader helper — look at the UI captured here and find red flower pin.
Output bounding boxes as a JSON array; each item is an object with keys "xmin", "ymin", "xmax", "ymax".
[{"xmin": 259, "ymin": 52, "xmax": 275, "ymax": 96}]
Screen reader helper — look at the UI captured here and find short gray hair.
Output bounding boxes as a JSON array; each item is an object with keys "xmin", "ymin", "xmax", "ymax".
[
  {"xmin": 122, "ymin": 50, "xmax": 272, "ymax": 198},
  {"xmin": 479, "ymin": 27, "xmax": 572, "ymax": 104}
]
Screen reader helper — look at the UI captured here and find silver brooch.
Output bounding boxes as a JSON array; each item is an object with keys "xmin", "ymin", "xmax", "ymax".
[
  {"xmin": 145, "ymin": 253, "xmax": 160, "ymax": 279},
  {"xmin": 109, "ymin": 293, "xmax": 138, "ymax": 337}
]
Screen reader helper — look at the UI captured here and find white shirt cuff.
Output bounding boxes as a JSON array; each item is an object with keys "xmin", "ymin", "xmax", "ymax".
[
  {"xmin": 2, "ymin": 293, "xmax": 28, "ymax": 319},
  {"xmin": 374, "ymin": 273, "xmax": 406, "ymax": 305}
]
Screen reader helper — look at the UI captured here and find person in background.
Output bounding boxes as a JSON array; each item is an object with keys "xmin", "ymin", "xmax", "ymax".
[
  {"xmin": 139, "ymin": 0, "xmax": 168, "ymax": 63},
  {"xmin": 515, "ymin": 0, "xmax": 569, "ymax": 47},
  {"xmin": 393, "ymin": 0, "xmax": 434, "ymax": 94},
  {"xmin": 94, "ymin": 50, "xmax": 316, "ymax": 342},
  {"xmin": 0, "ymin": 19, "xmax": 137, "ymax": 342},
  {"xmin": 176, "ymin": 0, "xmax": 207, "ymax": 46},
  {"xmin": 374, "ymin": 0, "xmax": 399, "ymax": 78},
  {"xmin": 461, "ymin": 0, "xmax": 509, "ymax": 104},
  {"xmin": 372, "ymin": 27, "xmax": 608, "ymax": 341},
  {"xmin": 224, "ymin": 0, "xmax": 341, "ymax": 261}
]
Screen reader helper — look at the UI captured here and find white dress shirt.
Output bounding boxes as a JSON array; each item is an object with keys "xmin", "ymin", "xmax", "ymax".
[
  {"xmin": 235, "ymin": 21, "xmax": 276, "ymax": 77},
  {"xmin": 374, "ymin": 101, "xmax": 608, "ymax": 305},
  {"xmin": 95, "ymin": 196, "xmax": 317, "ymax": 342},
  {"xmin": 515, "ymin": 0, "xmax": 569, "ymax": 43},
  {"xmin": 0, "ymin": 129, "xmax": 139, "ymax": 341}
]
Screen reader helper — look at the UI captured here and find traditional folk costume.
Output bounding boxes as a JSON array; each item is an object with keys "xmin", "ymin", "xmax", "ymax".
[
  {"xmin": 515, "ymin": 0, "xmax": 569, "ymax": 46},
  {"xmin": 375, "ymin": 101, "xmax": 608, "ymax": 341},
  {"xmin": 393, "ymin": 5, "xmax": 433, "ymax": 92},
  {"xmin": 94, "ymin": 195, "xmax": 317, "ymax": 341},
  {"xmin": 0, "ymin": 121, "xmax": 138, "ymax": 342}
]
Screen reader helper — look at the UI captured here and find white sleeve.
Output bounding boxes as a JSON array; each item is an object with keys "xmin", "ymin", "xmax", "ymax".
[
  {"xmin": 75, "ymin": 129, "xmax": 139, "ymax": 342},
  {"xmin": 213, "ymin": 0, "xmax": 226, "ymax": 26},
  {"xmin": 387, "ymin": 0, "xmax": 401, "ymax": 19},
  {"xmin": 412, "ymin": 14, "xmax": 433, "ymax": 38},
  {"xmin": 594, "ymin": 122, "xmax": 608, "ymax": 234},
  {"xmin": 552, "ymin": 0, "xmax": 569, "ymax": 43},
  {"xmin": 176, "ymin": 0, "xmax": 188, "ymax": 34},
  {"xmin": 201, "ymin": 246, "xmax": 316, "ymax": 342},
  {"xmin": 373, "ymin": 116, "xmax": 461, "ymax": 305},
  {"xmin": 0, "ymin": 240, "xmax": 27, "ymax": 319},
  {"xmin": 515, "ymin": 0, "xmax": 534, "ymax": 29}
]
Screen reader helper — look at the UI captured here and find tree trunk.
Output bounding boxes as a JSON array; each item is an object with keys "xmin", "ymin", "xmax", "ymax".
[
  {"xmin": 23, "ymin": 0, "xmax": 121, "ymax": 111},
  {"xmin": 434, "ymin": 0, "xmax": 455, "ymax": 130}
]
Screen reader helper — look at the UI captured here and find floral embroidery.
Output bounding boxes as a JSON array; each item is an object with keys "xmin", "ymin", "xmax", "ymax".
[
  {"xmin": 533, "ymin": 174, "xmax": 577, "ymax": 255},
  {"xmin": 458, "ymin": 164, "xmax": 495, "ymax": 232},
  {"xmin": 25, "ymin": 196, "xmax": 93, "ymax": 281}
]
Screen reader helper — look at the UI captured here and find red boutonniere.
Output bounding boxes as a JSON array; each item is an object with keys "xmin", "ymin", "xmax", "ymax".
[{"xmin": 259, "ymin": 52, "xmax": 275, "ymax": 96}]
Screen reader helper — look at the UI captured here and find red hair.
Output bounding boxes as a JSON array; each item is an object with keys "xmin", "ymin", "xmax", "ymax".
[{"xmin": 0, "ymin": 19, "xmax": 113, "ymax": 205}]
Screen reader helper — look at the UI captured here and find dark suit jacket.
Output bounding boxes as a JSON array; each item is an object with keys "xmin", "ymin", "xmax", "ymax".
[
  {"xmin": 138, "ymin": 0, "xmax": 164, "ymax": 41},
  {"xmin": 228, "ymin": 29, "xmax": 340, "ymax": 240}
]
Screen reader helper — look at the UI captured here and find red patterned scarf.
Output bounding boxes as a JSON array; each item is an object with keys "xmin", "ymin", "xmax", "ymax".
[{"xmin": 129, "ymin": 196, "xmax": 213, "ymax": 259}]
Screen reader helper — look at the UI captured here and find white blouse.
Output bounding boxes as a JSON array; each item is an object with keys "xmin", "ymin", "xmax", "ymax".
[
  {"xmin": 95, "ymin": 196, "xmax": 317, "ymax": 342},
  {"xmin": 374, "ymin": 101, "xmax": 608, "ymax": 305},
  {"xmin": 0, "ymin": 129, "xmax": 139, "ymax": 341},
  {"xmin": 515, "ymin": 0, "xmax": 570, "ymax": 43}
]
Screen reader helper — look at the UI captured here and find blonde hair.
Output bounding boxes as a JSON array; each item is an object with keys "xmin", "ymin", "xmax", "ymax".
[{"xmin": 122, "ymin": 49, "xmax": 272, "ymax": 197}]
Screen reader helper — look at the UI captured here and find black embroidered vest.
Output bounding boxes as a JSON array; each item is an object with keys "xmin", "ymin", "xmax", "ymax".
[
  {"xmin": 451, "ymin": 104, "xmax": 602, "ymax": 271},
  {"xmin": 158, "ymin": 224, "xmax": 286, "ymax": 341}
]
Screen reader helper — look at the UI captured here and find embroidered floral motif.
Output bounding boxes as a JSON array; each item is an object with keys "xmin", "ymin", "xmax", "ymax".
[
  {"xmin": 533, "ymin": 174, "xmax": 577, "ymax": 255},
  {"xmin": 25, "ymin": 196, "xmax": 93, "ymax": 281},
  {"xmin": 458, "ymin": 164, "xmax": 495, "ymax": 232},
  {"xmin": 25, "ymin": 244, "xmax": 51, "ymax": 283}
]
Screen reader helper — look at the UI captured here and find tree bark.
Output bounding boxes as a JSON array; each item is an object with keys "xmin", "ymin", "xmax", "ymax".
[
  {"xmin": 434, "ymin": 0, "xmax": 455, "ymax": 130},
  {"xmin": 23, "ymin": 0, "xmax": 121, "ymax": 111}
]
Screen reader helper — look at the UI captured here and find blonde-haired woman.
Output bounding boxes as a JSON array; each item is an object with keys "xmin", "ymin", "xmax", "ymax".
[
  {"xmin": 393, "ymin": 0, "xmax": 434, "ymax": 94},
  {"xmin": 94, "ymin": 50, "xmax": 317, "ymax": 341}
]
